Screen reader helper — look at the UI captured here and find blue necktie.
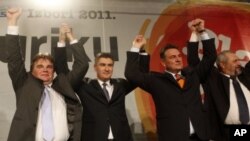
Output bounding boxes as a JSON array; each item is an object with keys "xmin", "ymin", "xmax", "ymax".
[{"xmin": 41, "ymin": 86, "xmax": 54, "ymax": 141}]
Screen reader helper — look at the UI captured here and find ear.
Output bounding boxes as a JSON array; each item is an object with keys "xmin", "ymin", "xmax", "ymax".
[
  {"xmin": 219, "ymin": 62, "xmax": 225, "ymax": 69},
  {"xmin": 160, "ymin": 60, "xmax": 166, "ymax": 68}
]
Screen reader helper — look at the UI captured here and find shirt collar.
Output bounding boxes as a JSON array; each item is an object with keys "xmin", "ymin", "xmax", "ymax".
[
  {"xmin": 165, "ymin": 70, "xmax": 181, "ymax": 79},
  {"xmin": 220, "ymin": 73, "xmax": 231, "ymax": 78},
  {"xmin": 97, "ymin": 79, "xmax": 111, "ymax": 87}
]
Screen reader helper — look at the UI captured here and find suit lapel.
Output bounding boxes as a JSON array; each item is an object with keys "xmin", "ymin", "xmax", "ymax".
[
  {"xmin": 220, "ymin": 74, "xmax": 230, "ymax": 99},
  {"xmin": 238, "ymin": 74, "xmax": 250, "ymax": 91},
  {"xmin": 109, "ymin": 79, "xmax": 120, "ymax": 102},
  {"xmin": 91, "ymin": 80, "xmax": 109, "ymax": 104},
  {"xmin": 162, "ymin": 71, "xmax": 191, "ymax": 90},
  {"xmin": 162, "ymin": 72, "xmax": 180, "ymax": 88}
]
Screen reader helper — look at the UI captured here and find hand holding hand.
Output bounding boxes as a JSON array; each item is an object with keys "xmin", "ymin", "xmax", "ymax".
[
  {"xmin": 59, "ymin": 23, "xmax": 75, "ymax": 43},
  {"xmin": 188, "ymin": 18, "xmax": 205, "ymax": 33}
]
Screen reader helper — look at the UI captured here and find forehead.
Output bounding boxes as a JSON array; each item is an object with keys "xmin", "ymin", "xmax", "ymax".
[
  {"xmin": 34, "ymin": 58, "xmax": 53, "ymax": 65},
  {"xmin": 225, "ymin": 53, "xmax": 238, "ymax": 61},
  {"xmin": 96, "ymin": 57, "xmax": 114, "ymax": 64},
  {"xmin": 165, "ymin": 48, "xmax": 181, "ymax": 56}
]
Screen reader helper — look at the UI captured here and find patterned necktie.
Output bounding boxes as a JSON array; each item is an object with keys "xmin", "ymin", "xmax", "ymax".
[
  {"xmin": 175, "ymin": 74, "xmax": 185, "ymax": 88},
  {"xmin": 231, "ymin": 76, "xmax": 250, "ymax": 124},
  {"xmin": 41, "ymin": 86, "xmax": 54, "ymax": 141},
  {"xmin": 102, "ymin": 83, "xmax": 110, "ymax": 101}
]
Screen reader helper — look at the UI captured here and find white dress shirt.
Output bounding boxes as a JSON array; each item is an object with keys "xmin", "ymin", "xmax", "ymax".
[
  {"xmin": 36, "ymin": 85, "xmax": 69, "ymax": 141},
  {"xmin": 223, "ymin": 74, "xmax": 250, "ymax": 125},
  {"xmin": 7, "ymin": 27, "xmax": 70, "ymax": 141},
  {"xmin": 97, "ymin": 79, "xmax": 115, "ymax": 139}
]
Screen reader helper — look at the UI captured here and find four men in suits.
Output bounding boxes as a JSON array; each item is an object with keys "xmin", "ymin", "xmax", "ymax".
[
  {"xmin": 6, "ymin": 8, "xmax": 88, "ymax": 141},
  {"xmin": 3, "ymin": 6, "xmax": 249, "ymax": 141},
  {"xmin": 125, "ymin": 22, "xmax": 217, "ymax": 140}
]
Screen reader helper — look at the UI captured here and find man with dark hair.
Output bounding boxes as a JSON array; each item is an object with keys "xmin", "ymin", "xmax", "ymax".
[
  {"xmin": 6, "ymin": 8, "xmax": 88, "ymax": 141},
  {"xmin": 125, "ymin": 19, "xmax": 216, "ymax": 141},
  {"xmin": 55, "ymin": 39, "xmax": 149, "ymax": 140}
]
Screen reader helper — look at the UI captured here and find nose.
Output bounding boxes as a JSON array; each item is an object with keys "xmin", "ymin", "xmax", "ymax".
[
  {"xmin": 176, "ymin": 56, "xmax": 182, "ymax": 62},
  {"xmin": 104, "ymin": 65, "xmax": 109, "ymax": 71},
  {"xmin": 42, "ymin": 67, "xmax": 48, "ymax": 71}
]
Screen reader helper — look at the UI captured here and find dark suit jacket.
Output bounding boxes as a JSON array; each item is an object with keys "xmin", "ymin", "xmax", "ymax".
[
  {"xmin": 187, "ymin": 41, "xmax": 250, "ymax": 141},
  {"xmin": 77, "ymin": 78, "xmax": 135, "ymax": 141},
  {"xmin": 207, "ymin": 62, "xmax": 250, "ymax": 141},
  {"xmin": 6, "ymin": 34, "xmax": 88, "ymax": 141},
  {"xmin": 54, "ymin": 47, "xmax": 150, "ymax": 141},
  {"xmin": 187, "ymin": 41, "xmax": 223, "ymax": 140},
  {"xmin": 125, "ymin": 39, "xmax": 216, "ymax": 141},
  {"xmin": 0, "ymin": 37, "xmax": 7, "ymax": 62}
]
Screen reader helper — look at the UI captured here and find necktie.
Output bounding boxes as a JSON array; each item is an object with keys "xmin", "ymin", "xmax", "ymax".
[
  {"xmin": 102, "ymin": 83, "xmax": 110, "ymax": 101},
  {"xmin": 175, "ymin": 73, "xmax": 185, "ymax": 88},
  {"xmin": 41, "ymin": 86, "xmax": 54, "ymax": 141},
  {"xmin": 231, "ymin": 76, "xmax": 250, "ymax": 124}
]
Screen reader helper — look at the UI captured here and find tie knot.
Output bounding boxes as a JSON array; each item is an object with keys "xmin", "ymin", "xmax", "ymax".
[
  {"xmin": 230, "ymin": 75, "xmax": 236, "ymax": 80},
  {"xmin": 175, "ymin": 74, "xmax": 182, "ymax": 81},
  {"xmin": 103, "ymin": 82, "xmax": 107, "ymax": 87}
]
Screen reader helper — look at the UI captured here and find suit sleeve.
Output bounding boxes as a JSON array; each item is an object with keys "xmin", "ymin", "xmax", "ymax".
[
  {"xmin": 244, "ymin": 61, "xmax": 250, "ymax": 75},
  {"xmin": 139, "ymin": 54, "xmax": 150, "ymax": 73},
  {"xmin": 54, "ymin": 47, "xmax": 70, "ymax": 74},
  {"xmin": 187, "ymin": 41, "xmax": 200, "ymax": 67},
  {"xmin": 125, "ymin": 51, "xmax": 152, "ymax": 93},
  {"xmin": 0, "ymin": 37, "xmax": 8, "ymax": 62},
  {"xmin": 6, "ymin": 34, "xmax": 28, "ymax": 99},
  {"xmin": 55, "ymin": 42, "xmax": 89, "ymax": 91},
  {"xmin": 193, "ymin": 38, "xmax": 217, "ymax": 82},
  {"xmin": 242, "ymin": 61, "xmax": 250, "ymax": 89}
]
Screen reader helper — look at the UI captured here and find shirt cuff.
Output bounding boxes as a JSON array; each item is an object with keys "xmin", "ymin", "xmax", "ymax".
[
  {"xmin": 200, "ymin": 32, "xmax": 210, "ymax": 40},
  {"xmin": 57, "ymin": 42, "xmax": 66, "ymax": 48},
  {"xmin": 7, "ymin": 26, "xmax": 19, "ymax": 35},
  {"xmin": 57, "ymin": 39, "xmax": 78, "ymax": 48},
  {"xmin": 189, "ymin": 32, "xmax": 198, "ymax": 42},
  {"xmin": 70, "ymin": 39, "xmax": 78, "ymax": 45},
  {"xmin": 130, "ymin": 47, "xmax": 140, "ymax": 52},
  {"xmin": 140, "ymin": 52, "xmax": 148, "ymax": 55}
]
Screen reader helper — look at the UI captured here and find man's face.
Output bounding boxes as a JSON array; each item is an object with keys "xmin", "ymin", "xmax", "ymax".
[
  {"xmin": 31, "ymin": 59, "xmax": 54, "ymax": 85},
  {"xmin": 220, "ymin": 53, "xmax": 241, "ymax": 76},
  {"xmin": 162, "ymin": 48, "xmax": 183, "ymax": 73},
  {"xmin": 95, "ymin": 58, "xmax": 114, "ymax": 81}
]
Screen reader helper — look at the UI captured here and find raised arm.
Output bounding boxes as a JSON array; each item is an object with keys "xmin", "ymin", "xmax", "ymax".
[
  {"xmin": 54, "ymin": 24, "xmax": 89, "ymax": 91},
  {"xmin": 139, "ymin": 47, "xmax": 150, "ymax": 73},
  {"xmin": 54, "ymin": 23, "xmax": 71, "ymax": 74},
  {"xmin": 125, "ymin": 35, "xmax": 152, "ymax": 92},
  {"xmin": 6, "ymin": 8, "xmax": 28, "ymax": 94},
  {"xmin": 191, "ymin": 19, "xmax": 217, "ymax": 82},
  {"xmin": 187, "ymin": 19, "xmax": 201, "ymax": 67}
]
